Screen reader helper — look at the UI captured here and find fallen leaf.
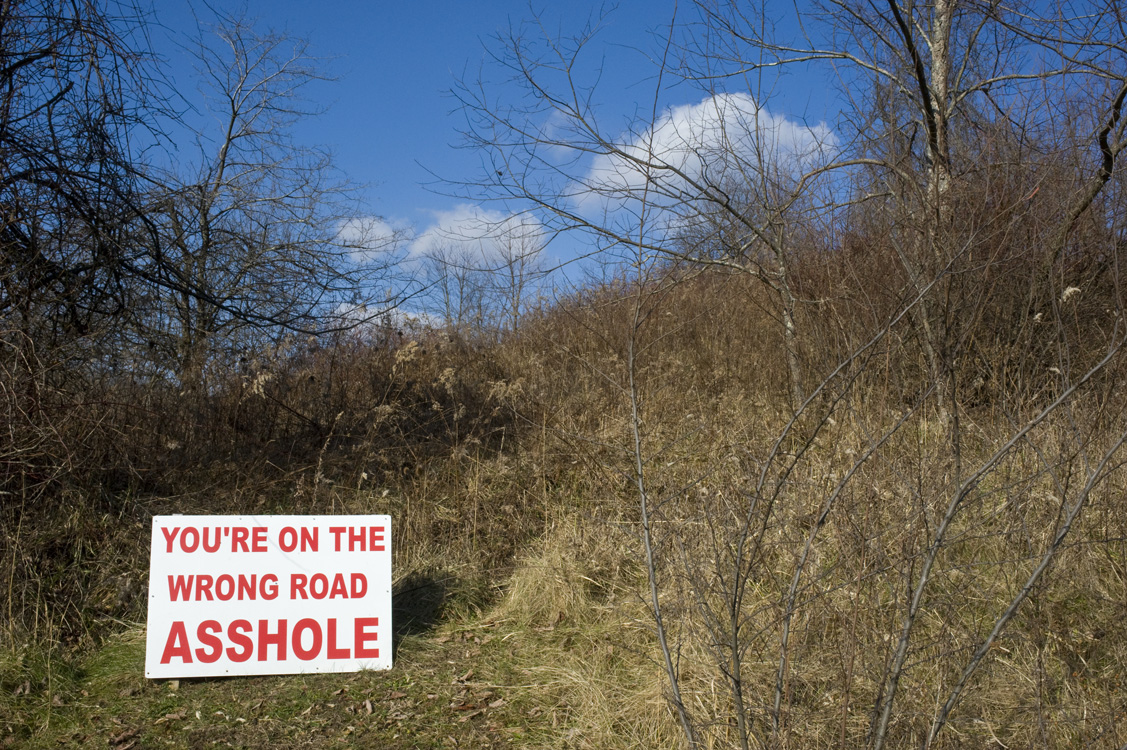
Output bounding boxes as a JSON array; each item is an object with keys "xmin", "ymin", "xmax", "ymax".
[
  {"xmin": 153, "ymin": 710, "xmax": 187, "ymax": 725},
  {"xmin": 51, "ymin": 694, "xmax": 64, "ymax": 707},
  {"xmin": 456, "ymin": 670, "xmax": 474, "ymax": 683},
  {"xmin": 458, "ymin": 709, "xmax": 484, "ymax": 722},
  {"xmin": 117, "ymin": 687, "xmax": 137, "ymax": 698},
  {"xmin": 109, "ymin": 727, "xmax": 139, "ymax": 746},
  {"xmin": 362, "ymin": 699, "xmax": 373, "ymax": 715},
  {"xmin": 488, "ymin": 698, "xmax": 506, "ymax": 709},
  {"xmin": 386, "ymin": 690, "xmax": 409, "ymax": 700}
]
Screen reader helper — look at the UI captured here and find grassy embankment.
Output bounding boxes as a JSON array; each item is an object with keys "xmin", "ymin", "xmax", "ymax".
[{"xmin": 4, "ymin": 270, "xmax": 1127, "ymax": 748}]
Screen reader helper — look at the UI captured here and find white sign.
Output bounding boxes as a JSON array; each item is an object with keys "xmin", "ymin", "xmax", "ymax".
[{"xmin": 145, "ymin": 515, "xmax": 392, "ymax": 678}]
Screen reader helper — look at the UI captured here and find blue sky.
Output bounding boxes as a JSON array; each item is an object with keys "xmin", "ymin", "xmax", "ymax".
[
  {"xmin": 149, "ymin": 1, "xmax": 833, "ymax": 281},
  {"xmin": 152, "ymin": 3, "xmax": 675, "ymax": 234}
]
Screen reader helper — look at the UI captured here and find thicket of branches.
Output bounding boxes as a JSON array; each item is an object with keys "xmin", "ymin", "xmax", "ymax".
[
  {"xmin": 0, "ymin": 1, "xmax": 397, "ymax": 500},
  {"xmin": 454, "ymin": 0, "xmax": 1127, "ymax": 747}
]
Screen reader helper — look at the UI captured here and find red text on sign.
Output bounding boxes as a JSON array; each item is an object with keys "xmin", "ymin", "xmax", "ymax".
[
  {"xmin": 290, "ymin": 572, "xmax": 367, "ymax": 599},
  {"xmin": 327, "ymin": 526, "xmax": 386, "ymax": 552},
  {"xmin": 159, "ymin": 617, "xmax": 380, "ymax": 664},
  {"xmin": 167, "ymin": 574, "xmax": 279, "ymax": 601},
  {"xmin": 277, "ymin": 526, "xmax": 319, "ymax": 552},
  {"xmin": 161, "ymin": 526, "xmax": 268, "ymax": 553}
]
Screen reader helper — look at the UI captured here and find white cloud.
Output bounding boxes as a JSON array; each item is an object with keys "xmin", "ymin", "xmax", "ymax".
[
  {"xmin": 577, "ymin": 93, "xmax": 836, "ymax": 212},
  {"xmin": 333, "ymin": 301, "xmax": 437, "ymax": 331},
  {"xmin": 407, "ymin": 204, "xmax": 544, "ymax": 268},
  {"xmin": 336, "ymin": 216, "xmax": 405, "ymax": 264}
]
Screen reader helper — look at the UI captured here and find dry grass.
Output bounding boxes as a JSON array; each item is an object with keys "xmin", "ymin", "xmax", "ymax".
[
  {"xmin": 4, "ymin": 267, "xmax": 1127, "ymax": 748},
  {"xmin": 488, "ymin": 517, "xmax": 684, "ymax": 749}
]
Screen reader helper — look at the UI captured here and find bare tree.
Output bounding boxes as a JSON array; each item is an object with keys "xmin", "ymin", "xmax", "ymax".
[
  {"xmin": 489, "ymin": 220, "xmax": 544, "ymax": 333},
  {"xmin": 137, "ymin": 10, "xmax": 396, "ymax": 390},
  {"xmin": 421, "ymin": 241, "xmax": 490, "ymax": 334},
  {"xmin": 416, "ymin": 215, "xmax": 544, "ymax": 336},
  {"xmin": 0, "ymin": 0, "xmax": 162, "ymax": 505},
  {"xmin": 0, "ymin": 0, "xmax": 154, "ymax": 345}
]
